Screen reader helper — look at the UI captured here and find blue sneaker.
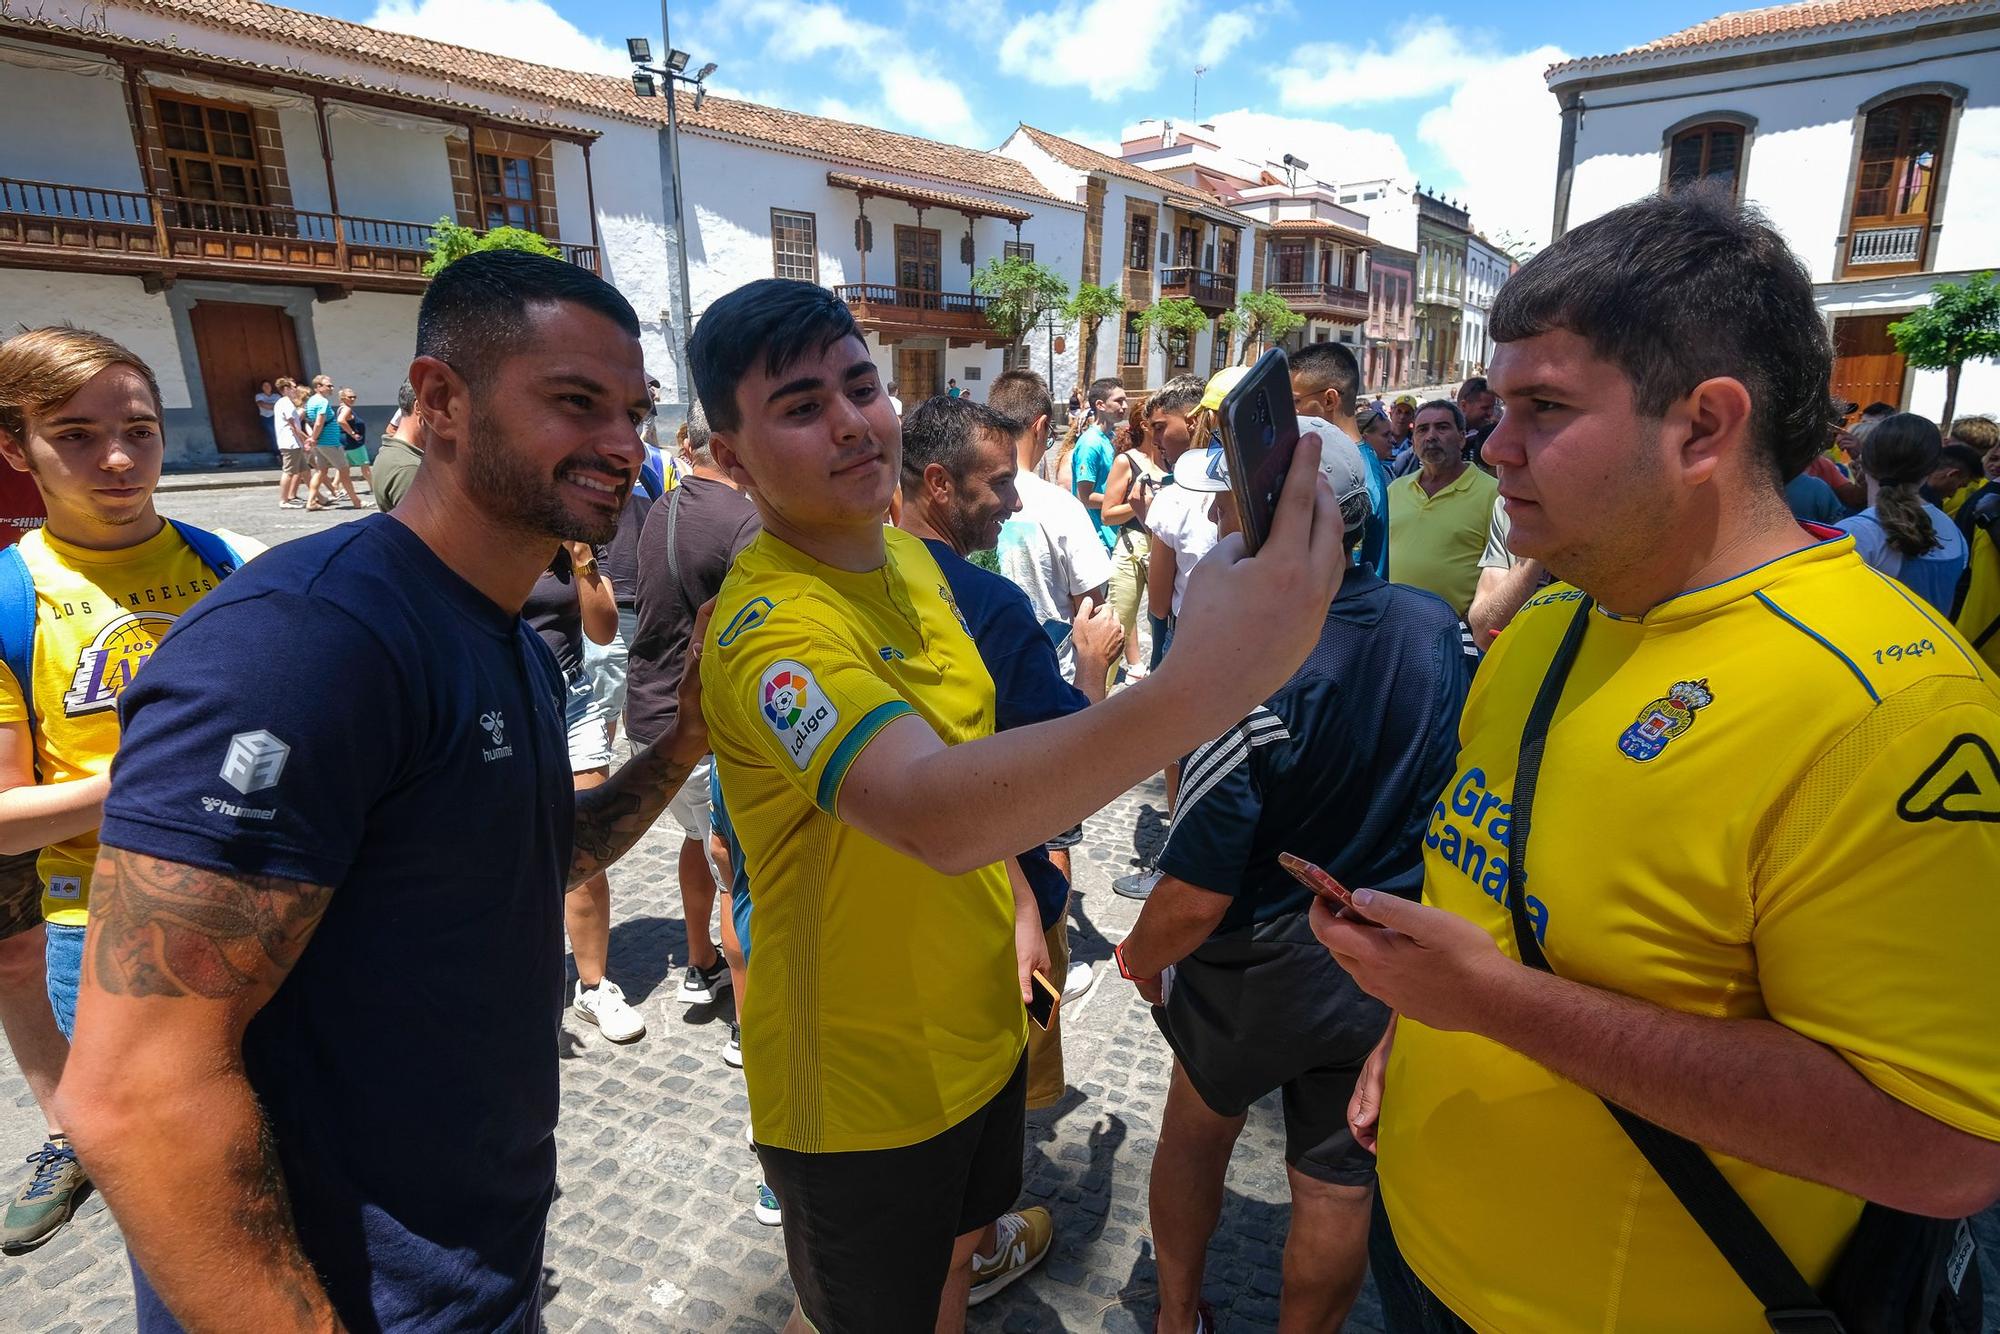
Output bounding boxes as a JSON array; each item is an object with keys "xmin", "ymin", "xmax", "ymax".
[
  {"xmin": 754, "ymin": 1182, "xmax": 781, "ymax": 1227},
  {"xmin": 0, "ymin": 1136, "xmax": 85, "ymax": 1253}
]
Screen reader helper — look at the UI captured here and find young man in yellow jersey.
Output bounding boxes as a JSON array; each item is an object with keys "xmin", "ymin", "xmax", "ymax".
[
  {"xmin": 689, "ymin": 278, "xmax": 1347, "ymax": 1334},
  {"xmin": 1315, "ymin": 191, "xmax": 2000, "ymax": 1332},
  {"xmin": 0, "ymin": 329, "xmax": 242, "ymax": 1250}
]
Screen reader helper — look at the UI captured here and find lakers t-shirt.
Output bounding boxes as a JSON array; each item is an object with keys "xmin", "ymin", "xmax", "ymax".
[
  {"xmin": 0, "ymin": 525, "xmax": 223, "ymax": 924},
  {"xmin": 1381, "ymin": 536, "xmax": 2000, "ymax": 1333},
  {"xmin": 702, "ymin": 526, "xmax": 1024, "ymax": 1154}
]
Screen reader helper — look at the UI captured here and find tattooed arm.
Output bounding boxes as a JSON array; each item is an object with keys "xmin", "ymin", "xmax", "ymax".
[
  {"xmin": 569, "ymin": 601, "xmax": 714, "ymax": 888},
  {"xmin": 53, "ymin": 848, "xmax": 344, "ymax": 1333}
]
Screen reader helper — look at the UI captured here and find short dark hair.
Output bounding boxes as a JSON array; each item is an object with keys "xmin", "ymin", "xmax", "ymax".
[
  {"xmin": 988, "ymin": 369, "xmax": 1053, "ymax": 435},
  {"xmin": 1415, "ymin": 398, "xmax": 1465, "ymax": 432},
  {"xmin": 688, "ymin": 278, "xmax": 861, "ymax": 432},
  {"xmin": 1291, "ymin": 342, "xmax": 1360, "ymax": 416},
  {"xmin": 1145, "ymin": 374, "xmax": 1205, "ymax": 418},
  {"xmin": 397, "ymin": 380, "xmax": 417, "ymax": 414},
  {"xmin": 1087, "ymin": 377, "xmax": 1124, "ymax": 412},
  {"xmin": 1861, "ymin": 401, "xmax": 1895, "ymax": 420},
  {"xmin": 1491, "ymin": 189, "xmax": 1833, "ymax": 485},
  {"xmin": 416, "ymin": 250, "xmax": 640, "ymax": 393},
  {"xmin": 1458, "ymin": 375, "xmax": 1491, "ymax": 401},
  {"xmin": 901, "ymin": 395, "xmax": 1017, "ymax": 484},
  {"xmin": 1939, "ymin": 442, "xmax": 1984, "ymax": 478}
]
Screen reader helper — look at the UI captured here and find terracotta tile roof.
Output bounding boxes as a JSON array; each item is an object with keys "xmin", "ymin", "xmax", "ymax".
[
  {"xmin": 825, "ymin": 173, "xmax": 1034, "ymax": 223},
  {"xmin": 1268, "ymin": 218, "xmax": 1379, "ymax": 248},
  {"xmin": 1015, "ymin": 125, "xmax": 1243, "ymax": 224},
  {"xmin": 114, "ymin": 1, "xmax": 1068, "ymax": 205},
  {"xmin": 1550, "ymin": 0, "xmax": 1981, "ymax": 77}
]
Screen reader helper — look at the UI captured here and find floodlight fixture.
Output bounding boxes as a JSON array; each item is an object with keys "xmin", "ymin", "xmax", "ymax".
[
  {"xmin": 696, "ymin": 62, "xmax": 718, "ymax": 81},
  {"xmin": 626, "ymin": 37, "xmax": 652, "ymax": 64},
  {"xmin": 667, "ymin": 48, "xmax": 691, "ymax": 73},
  {"xmin": 631, "ymin": 70, "xmax": 657, "ymax": 98}
]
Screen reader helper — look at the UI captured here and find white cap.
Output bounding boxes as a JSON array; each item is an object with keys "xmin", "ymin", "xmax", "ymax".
[{"xmin": 1172, "ymin": 416, "xmax": 1374, "ymax": 522}]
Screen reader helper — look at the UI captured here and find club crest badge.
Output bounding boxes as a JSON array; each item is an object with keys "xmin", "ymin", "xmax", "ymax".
[{"xmin": 1617, "ymin": 679, "xmax": 1714, "ymax": 763}]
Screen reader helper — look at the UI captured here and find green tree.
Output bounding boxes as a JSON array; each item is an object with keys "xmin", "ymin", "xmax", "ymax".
[
  {"xmin": 422, "ymin": 216, "xmax": 561, "ymax": 277},
  {"xmin": 1220, "ymin": 290, "xmax": 1306, "ymax": 364},
  {"xmin": 1064, "ymin": 282, "xmax": 1123, "ymax": 389},
  {"xmin": 973, "ymin": 255, "xmax": 1071, "ymax": 368},
  {"xmin": 1889, "ymin": 271, "xmax": 2000, "ymax": 428},
  {"xmin": 1137, "ymin": 297, "xmax": 1208, "ymax": 372}
]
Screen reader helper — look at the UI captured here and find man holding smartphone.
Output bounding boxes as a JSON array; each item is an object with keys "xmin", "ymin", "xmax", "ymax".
[
  {"xmin": 1115, "ymin": 430, "xmax": 1468, "ymax": 1334},
  {"xmin": 689, "ymin": 278, "xmax": 1345, "ymax": 1334}
]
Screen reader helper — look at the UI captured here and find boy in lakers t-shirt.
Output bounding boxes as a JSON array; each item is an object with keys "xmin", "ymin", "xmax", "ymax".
[{"xmin": 0, "ymin": 328, "xmax": 240, "ymax": 1251}]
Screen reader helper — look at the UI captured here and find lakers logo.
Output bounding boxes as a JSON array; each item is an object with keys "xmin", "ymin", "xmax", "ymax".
[
  {"xmin": 63, "ymin": 612, "xmax": 177, "ymax": 716},
  {"xmin": 1617, "ymin": 679, "xmax": 1714, "ymax": 763}
]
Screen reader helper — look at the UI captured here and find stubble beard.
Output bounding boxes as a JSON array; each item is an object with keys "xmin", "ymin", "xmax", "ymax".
[{"xmin": 465, "ymin": 409, "xmax": 619, "ymax": 546}]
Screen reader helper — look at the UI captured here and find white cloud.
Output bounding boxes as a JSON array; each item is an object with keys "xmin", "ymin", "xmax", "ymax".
[
  {"xmin": 720, "ymin": 0, "xmax": 985, "ymax": 145},
  {"xmin": 997, "ymin": 0, "xmax": 1193, "ymax": 99},
  {"xmin": 1203, "ymin": 108, "xmax": 1413, "ymax": 187},
  {"xmin": 1278, "ymin": 17, "xmax": 1506, "ymax": 109},
  {"xmin": 1196, "ymin": 10, "xmax": 1257, "ymax": 67},
  {"xmin": 364, "ymin": 0, "xmax": 629, "ymax": 74},
  {"xmin": 1417, "ymin": 45, "xmax": 1568, "ymax": 249}
]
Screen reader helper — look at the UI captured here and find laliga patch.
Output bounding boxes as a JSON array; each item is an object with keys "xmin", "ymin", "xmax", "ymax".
[
  {"xmin": 1617, "ymin": 679, "xmax": 1713, "ymax": 763},
  {"xmin": 759, "ymin": 660, "xmax": 837, "ymax": 770},
  {"xmin": 1897, "ymin": 733, "xmax": 2000, "ymax": 824}
]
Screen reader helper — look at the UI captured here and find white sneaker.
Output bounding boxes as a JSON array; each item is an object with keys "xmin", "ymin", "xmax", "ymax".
[
  {"xmin": 573, "ymin": 979, "xmax": 646, "ymax": 1042},
  {"xmin": 1061, "ymin": 960, "xmax": 1098, "ymax": 1006}
]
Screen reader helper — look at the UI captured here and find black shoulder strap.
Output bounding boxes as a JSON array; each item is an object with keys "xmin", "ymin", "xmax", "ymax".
[
  {"xmin": 662, "ymin": 482, "xmax": 688, "ymax": 615},
  {"xmin": 1504, "ymin": 597, "xmax": 1844, "ymax": 1334}
]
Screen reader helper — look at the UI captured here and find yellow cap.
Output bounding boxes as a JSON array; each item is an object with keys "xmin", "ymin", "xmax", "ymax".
[{"xmin": 1200, "ymin": 365, "xmax": 1249, "ymax": 412}]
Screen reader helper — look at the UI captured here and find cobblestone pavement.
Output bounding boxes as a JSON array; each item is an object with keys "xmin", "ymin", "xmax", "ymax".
[{"xmin": 3, "ymin": 485, "xmax": 1997, "ymax": 1331}]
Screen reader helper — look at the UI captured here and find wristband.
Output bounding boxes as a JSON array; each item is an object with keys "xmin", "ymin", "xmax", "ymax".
[{"xmin": 1114, "ymin": 941, "xmax": 1144, "ymax": 981}]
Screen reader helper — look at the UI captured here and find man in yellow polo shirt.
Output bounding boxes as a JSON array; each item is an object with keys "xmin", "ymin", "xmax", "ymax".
[
  {"xmin": 689, "ymin": 278, "xmax": 1347, "ymax": 1333},
  {"xmin": 1387, "ymin": 400, "xmax": 1498, "ymax": 617},
  {"xmin": 1315, "ymin": 192, "xmax": 2000, "ymax": 1333}
]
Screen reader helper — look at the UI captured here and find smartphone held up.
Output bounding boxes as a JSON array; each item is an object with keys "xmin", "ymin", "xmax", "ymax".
[{"xmin": 1216, "ymin": 348, "xmax": 1302, "ymax": 555}]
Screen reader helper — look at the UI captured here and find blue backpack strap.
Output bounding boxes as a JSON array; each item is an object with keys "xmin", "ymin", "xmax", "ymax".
[
  {"xmin": 0, "ymin": 544, "xmax": 38, "ymax": 757},
  {"xmin": 165, "ymin": 519, "xmax": 242, "ymax": 581}
]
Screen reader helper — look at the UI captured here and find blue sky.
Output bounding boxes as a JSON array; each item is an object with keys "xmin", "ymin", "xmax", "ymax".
[{"xmin": 324, "ymin": 0, "xmax": 1735, "ymax": 247}]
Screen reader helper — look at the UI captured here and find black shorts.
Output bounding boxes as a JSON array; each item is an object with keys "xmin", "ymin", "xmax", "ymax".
[
  {"xmin": 1154, "ymin": 909, "xmax": 1388, "ymax": 1185},
  {"xmin": 757, "ymin": 1052, "xmax": 1027, "ymax": 1333},
  {"xmin": 0, "ymin": 849, "xmax": 42, "ymax": 941}
]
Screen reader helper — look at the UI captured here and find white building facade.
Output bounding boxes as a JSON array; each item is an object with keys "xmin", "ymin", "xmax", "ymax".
[
  {"xmin": 1462, "ymin": 234, "xmax": 1512, "ymax": 376},
  {"xmin": 1000, "ymin": 126, "xmax": 1250, "ymax": 391},
  {"xmin": 1549, "ymin": 0, "xmax": 2000, "ymax": 419}
]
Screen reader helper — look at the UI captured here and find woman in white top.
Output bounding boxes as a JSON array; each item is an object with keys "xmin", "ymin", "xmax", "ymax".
[
  {"xmin": 254, "ymin": 379, "xmax": 281, "ymax": 420},
  {"xmin": 1836, "ymin": 411, "xmax": 1967, "ymax": 614}
]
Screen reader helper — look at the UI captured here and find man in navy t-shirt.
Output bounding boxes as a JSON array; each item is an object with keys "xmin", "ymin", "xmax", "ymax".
[
  {"xmin": 1113, "ymin": 436, "xmax": 1470, "ymax": 1334},
  {"xmin": 893, "ymin": 395, "xmax": 1124, "ymax": 1303},
  {"xmin": 55, "ymin": 252, "xmax": 711, "ymax": 1333}
]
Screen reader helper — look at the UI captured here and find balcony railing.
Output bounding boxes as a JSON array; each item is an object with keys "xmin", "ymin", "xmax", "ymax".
[
  {"xmin": 1269, "ymin": 281, "xmax": 1370, "ymax": 321},
  {"xmin": 833, "ymin": 284, "xmax": 1006, "ymax": 345},
  {"xmin": 1848, "ymin": 223, "xmax": 1924, "ymax": 268},
  {"xmin": 0, "ymin": 175, "xmax": 599, "ymax": 286},
  {"xmin": 1158, "ymin": 265, "xmax": 1237, "ymax": 310}
]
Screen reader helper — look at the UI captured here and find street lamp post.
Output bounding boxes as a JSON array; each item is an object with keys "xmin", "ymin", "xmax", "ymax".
[{"xmin": 627, "ymin": 14, "xmax": 717, "ymax": 408}]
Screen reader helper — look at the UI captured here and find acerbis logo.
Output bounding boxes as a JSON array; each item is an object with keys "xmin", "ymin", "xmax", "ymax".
[{"xmin": 758, "ymin": 660, "xmax": 837, "ymax": 769}]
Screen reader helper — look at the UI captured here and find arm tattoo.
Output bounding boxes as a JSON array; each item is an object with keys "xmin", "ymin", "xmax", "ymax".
[
  {"xmin": 89, "ymin": 851, "xmax": 334, "ymax": 1000},
  {"xmin": 570, "ymin": 740, "xmax": 696, "ymax": 888}
]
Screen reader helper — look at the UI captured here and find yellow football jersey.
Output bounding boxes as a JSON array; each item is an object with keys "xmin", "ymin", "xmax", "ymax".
[
  {"xmin": 1381, "ymin": 536, "xmax": 2000, "ymax": 1333},
  {"xmin": 1956, "ymin": 525, "xmax": 1999, "ymax": 674},
  {"xmin": 0, "ymin": 525, "xmax": 224, "ymax": 924},
  {"xmin": 702, "ymin": 526, "xmax": 1024, "ymax": 1154}
]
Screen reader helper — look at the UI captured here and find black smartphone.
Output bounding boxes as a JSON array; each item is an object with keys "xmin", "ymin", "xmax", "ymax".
[
  {"xmin": 1026, "ymin": 968, "xmax": 1060, "ymax": 1031},
  {"xmin": 1216, "ymin": 347, "xmax": 1300, "ymax": 555}
]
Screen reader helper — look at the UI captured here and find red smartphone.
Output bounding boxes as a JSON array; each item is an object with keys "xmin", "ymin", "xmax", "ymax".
[
  {"xmin": 1026, "ymin": 968, "xmax": 1060, "ymax": 1031},
  {"xmin": 1278, "ymin": 852, "xmax": 1381, "ymax": 926}
]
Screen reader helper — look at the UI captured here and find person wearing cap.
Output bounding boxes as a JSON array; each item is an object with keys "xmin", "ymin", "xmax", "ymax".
[
  {"xmin": 1387, "ymin": 395, "xmax": 1420, "ymax": 476},
  {"xmin": 1116, "ymin": 422, "xmax": 1470, "ymax": 1334}
]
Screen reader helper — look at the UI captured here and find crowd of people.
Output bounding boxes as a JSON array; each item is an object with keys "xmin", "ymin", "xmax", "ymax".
[{"xmin": 0, "ymin": 186, "xmax": 1992, "ymax": 1334}]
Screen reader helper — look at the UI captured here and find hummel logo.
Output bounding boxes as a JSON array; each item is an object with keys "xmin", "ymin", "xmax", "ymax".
[{"xmin": 481, "ymin": 710, "xmax": 505, "ymax": 746}]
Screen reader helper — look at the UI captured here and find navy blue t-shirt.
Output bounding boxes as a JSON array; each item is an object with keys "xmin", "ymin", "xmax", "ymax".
[
  {"xmin": 924, "ymin": 538, "xmax": 1089, "ymax": 929},
  {"xmin": 102, "ymin": 514, "xmax": 572, "ymax": 1334},
  {"xmin": 1160, "ymin": 569, "xmax": 1470, "ymax": 934}
]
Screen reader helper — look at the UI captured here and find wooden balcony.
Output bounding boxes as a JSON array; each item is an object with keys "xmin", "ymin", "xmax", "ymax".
[
  {"xmin": 0, "ymin": 176, "xmax": 598, "ymax": 295},
  {"xmin": 1158, "ymin": 265, "xmax": 1237, "ymax": 312},
  {"xmin": 1269, "ymin": 281, "xmax": 1370, "ymax": 323},
  {"xmin": 832, "ymin": 284, "xmax": 1010, "ymax": 348}
]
